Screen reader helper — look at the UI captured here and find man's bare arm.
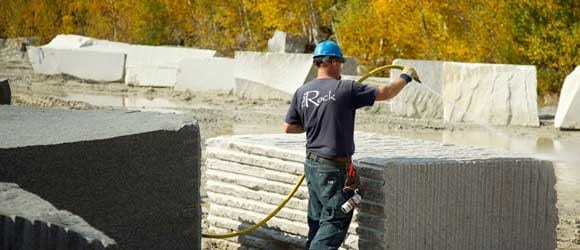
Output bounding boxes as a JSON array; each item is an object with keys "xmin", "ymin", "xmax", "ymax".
[
  {"xmin": 375, "ymin": 67, "xmax": 420, "ymax": 101},
  {"xmin": 375, "ymin": 77, "xmax": 407, "ymax": 101},
  {"xmin": 284, "ymin": 122, "xmax": 305, "ymax": 133}
]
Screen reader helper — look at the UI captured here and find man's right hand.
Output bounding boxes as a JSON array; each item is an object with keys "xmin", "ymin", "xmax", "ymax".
[{"xmin": 401, "ymin": 67, "xmax": 421, "ymax": 83}]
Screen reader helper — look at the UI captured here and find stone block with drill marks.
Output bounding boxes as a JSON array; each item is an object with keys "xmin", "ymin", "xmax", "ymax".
[
  {"xmin": 389, "ymin": 59, "xmax": 444, "ymax": 119},
  {"xmin": 0, "ymin": 106, "xmax": 202, "ymax": 250},
  {"xmin": 442, "ymin": 62, "xmax": 540, "ymax": 127},
  {"xmin": 205, "ymin": 132, "xmax": 557, "ymax": 250}
]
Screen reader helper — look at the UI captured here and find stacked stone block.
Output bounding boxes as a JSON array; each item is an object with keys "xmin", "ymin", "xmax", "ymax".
[{"xmin": 205, "ymin": 132, "xmax": 557, "ymax": 249}]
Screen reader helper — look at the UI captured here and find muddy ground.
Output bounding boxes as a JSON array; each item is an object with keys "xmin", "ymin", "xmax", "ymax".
[{"xmin": 2, "ymin": 52, "xmax": 579, "ymax": 249}]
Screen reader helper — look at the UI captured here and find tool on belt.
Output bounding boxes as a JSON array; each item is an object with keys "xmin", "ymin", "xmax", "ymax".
[{"xmin": 343, "ymin": 162, "xmax": 361, "ymax": 194}]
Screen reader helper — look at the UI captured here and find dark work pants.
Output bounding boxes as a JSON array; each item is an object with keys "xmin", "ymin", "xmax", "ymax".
[{"xmin": 304, "ymin": 159, "xmax": 354, "ymax": 250}]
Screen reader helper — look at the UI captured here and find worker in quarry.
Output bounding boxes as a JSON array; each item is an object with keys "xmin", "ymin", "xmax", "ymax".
[{"xmin": 284, "ymin": 40, "xmax": 420, "ymax": 249}]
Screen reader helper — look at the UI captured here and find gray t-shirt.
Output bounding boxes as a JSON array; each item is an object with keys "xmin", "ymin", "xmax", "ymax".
[{"xmin": 285, "ymin": 78, "xmax": 377, "ymax": 158}]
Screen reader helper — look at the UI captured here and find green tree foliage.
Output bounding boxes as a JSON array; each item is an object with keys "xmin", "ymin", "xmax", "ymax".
[{"xmin": 0, "ymin": 0, "xmax": 577, "ymax": 96}]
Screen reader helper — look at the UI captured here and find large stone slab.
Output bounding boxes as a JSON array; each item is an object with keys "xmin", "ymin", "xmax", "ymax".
[
  {"xmin": 0, "ymin": 183, "xmax": 116, "ymax": 248},
  {"xmin": 234, "ymin": 51, "xmax": 358, "ymax": 100},
  {"xmin": 375, "ymin": 158, "xmax": 556, "ymax": 250},
  {"xmin": 234, "ymin": 51, "xmax": 317, "ymax": 99},
  {"xmin": 235, "ymin": 78, "xmax": 293, "ymax": 100},
  {"xmin": 27, "ymin": 46, "xmax": 126, "ymax": 82},
  {"xmin": 0, "ymin": 106, "xmax": 202, "ymax": 250},
  {"xmin": 124, "ymin": 45, "xmax": 216, "ymax": 87},
  {"xmin": 442, "ymin": 62, "xmax": 539, "ymax": 126},
  {"xmin": 43, "ymin": 34, "xmax": 95, "ymax": 49},
  {"xmin": 204, "ymin": 132, "xmax": 557, "ymax": 249},
  {"xmin": 175, "ymin": 57, "xmax": 235, "ymax": 91},
  {"xmin": 267, "ymin": 31, "xmax": 307, "ymax": 53},
  {"xmin": 555, "ymin": 66, "xmax": 580, "ymax": 129},
  {"xmin": 389, "ymin": 59, "xmax": 444, "ymax": 119}
]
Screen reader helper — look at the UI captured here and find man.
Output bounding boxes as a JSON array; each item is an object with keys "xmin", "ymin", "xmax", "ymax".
[{"xmin": 283, "ymin": 40, "xmax": 420, "ymax": 249}]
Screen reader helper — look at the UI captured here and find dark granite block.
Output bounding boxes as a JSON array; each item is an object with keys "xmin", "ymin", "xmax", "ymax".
[{"xmin": 0, "ymin": 107, "xmax": 201, "ymax": 249}]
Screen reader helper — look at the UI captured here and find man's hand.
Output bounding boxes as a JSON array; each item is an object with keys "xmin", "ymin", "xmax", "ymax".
[
  {"xmin": 401, "ymin": 67, "xmax": 421, "ymax": 83},
  {"xmin": 376, "ymin": 66, "xmax": 421, "ymax": 101}
]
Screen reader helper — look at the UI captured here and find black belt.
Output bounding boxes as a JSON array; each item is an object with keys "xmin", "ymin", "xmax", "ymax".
[{"xmin": 306, "ymin": 151, "xmax": 351, "ymax": 167}]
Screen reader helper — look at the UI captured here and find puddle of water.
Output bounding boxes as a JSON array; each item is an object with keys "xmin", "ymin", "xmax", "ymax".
[{"xmin": 62, "ymin": 93, "xmax": 185, "ymax": 113}]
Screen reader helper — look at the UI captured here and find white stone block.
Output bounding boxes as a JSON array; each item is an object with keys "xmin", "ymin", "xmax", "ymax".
[
  {"xmin": 81, "ymin": 40, "xmax": 131, "ymax": 53},
  {"xmin": 27, "ymin": 47, "xmax": 126, "ymax": 82},
  {"xmin": 44, "ymin": 34, "xmax": 131, "ymax": 52},
  {"xmin": 555, "ymin": 66, "xmax": 580, "ymax": 129},
  {"xmin": 391, "ymin": 59, "xmax": 444, "ymax": 93},
  {"xmin": 442, "ymin": 62, "xmax": 539, "ymax": 126},
  {"xmin": 267, "ymin": 30, "xmax": 307, "ymax": 53},
  {"xmin": 27, "ymin": 46, "xmax": 60, "ymax": 74},
  {"xmin": 235, "ymin": 78, "xmax": 293, "ymax": 100},
  {"xmin": 342, "ymin": 57, "xmax": 359, "ymax": 76},
  {"xmin": 389, "ymin": 59, "xmax": 444, "ymax": 119},
  {"xmin": 175, "ymin": 57, "xmax": 235, "ymax": 91},
  {"xmin": 124, "ymin": 45, "xmax": 216, "ymax": 87},
  {"xmin": 234, "ymin": 51, "xmax": 316, "ymax": 98},
  {"xmin": 44, "ymin": 34, "xmax": 95, "ymax": 49}
]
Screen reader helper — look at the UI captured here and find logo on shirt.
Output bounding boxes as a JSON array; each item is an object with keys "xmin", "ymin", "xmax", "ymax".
[{"xmin": 300, "ymin": 90, "xmax": 336, "ymax": 108}]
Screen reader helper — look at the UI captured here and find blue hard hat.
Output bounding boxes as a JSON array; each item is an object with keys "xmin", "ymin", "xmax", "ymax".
[{"xmin": 313, "ymin": 40, "xmax": 344, "ymax": 62}]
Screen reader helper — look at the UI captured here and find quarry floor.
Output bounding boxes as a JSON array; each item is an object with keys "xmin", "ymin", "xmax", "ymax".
[{"xmin": 2, "ymin": 57, "xmax": 580, "ymax": 249}]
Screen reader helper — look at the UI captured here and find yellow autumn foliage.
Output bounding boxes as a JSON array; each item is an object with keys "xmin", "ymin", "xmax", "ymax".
[{"xmin": 0, "ymin": 0, "xmax": 577, "ymax": 96}]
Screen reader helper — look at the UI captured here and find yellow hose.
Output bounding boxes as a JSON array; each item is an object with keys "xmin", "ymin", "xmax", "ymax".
[
  {"xmin": 357, "ymin": 64, "xmax": 403, "ymax": 83},
  {"xmin": 202, "ymin": 173, "xmax": 305, "ymax": 239},
  {"xmin": 201, "ymin": 64, "xmax": 403, "ymax": 239}
]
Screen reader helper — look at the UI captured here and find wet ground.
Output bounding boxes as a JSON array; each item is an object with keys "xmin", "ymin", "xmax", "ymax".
[{"xmin": 2, "ymin": 54, "xmax": 579, "ymax": 249}]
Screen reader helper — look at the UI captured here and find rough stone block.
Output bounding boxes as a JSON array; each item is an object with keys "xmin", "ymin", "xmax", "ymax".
[
  {"xmin": 555, "ymin": 66, "xmax": 580, "ymax": 129},
  {"xmin": 124, "ymin": 45, "xmax": 216, "ymax": 87},
  {"xmin": 235, "ymin": 78, "xmax": 293, "ymax": 100},
  {"xmin": 0, "ymin": 106, "xmax": 202, "ymax": 250},
  {"xmin": 27, "ymin": 46, "xmax": 60, "ymax": 74},
  {"xmin": 82, "ymin": 39, "xmax": 132, "ymax": 53},
  {"xmin": 234, "ymin": 51, "xmax": 317, "ymax": 97},
  {"xmin": 27, "ymin": 47, "xmax": 126, "ymax": 82},
  {"xmin": 342, "ymin": 57, "xmax": 359, "ymax": 76},
  {"xmin": 267, "ymin": 31, "xmax": 307, "ymax": 53},
  {"xmin": 175, "ymin": 57, "xmax": 235, "ymax": 91},
  {"xmin": 0, "ymin": 183, "xmax": 116, "ymax": 248},
  {"xmin": 390, "ymin": 59, "xmax": 444, "ymax": 119},
  {"xmin": 205, "ymin": 133, "xmax": 557, "ymax": 249},
  {"xmin": 43, "ymin": 34, "xmax": 95, "ymax": 49},
  {"xmin": 442, "ymin": 62, "xmax": 539, "ymax": 126}
]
